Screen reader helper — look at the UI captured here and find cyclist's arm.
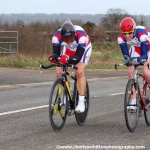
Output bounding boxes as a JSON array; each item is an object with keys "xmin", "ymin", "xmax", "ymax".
[
  {"xmin": 136, "ymin": 41, "xmax": 148, "ymax": 62},
  {"xmin": 68, "ymin": 46, "xmax": 85, "ymax": 64},
  {"xmin": 119, "ymin": 43, "xmax": 130, "ymax": 57},
  {"xmin": 53, "ymin": 46, "xmax": 61, "ymax": 56}
]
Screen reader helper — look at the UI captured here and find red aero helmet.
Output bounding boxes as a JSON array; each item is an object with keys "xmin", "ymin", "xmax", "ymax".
[{"xmin": 120, "ymin": 17, "xmax": 136, "ymax": 32}]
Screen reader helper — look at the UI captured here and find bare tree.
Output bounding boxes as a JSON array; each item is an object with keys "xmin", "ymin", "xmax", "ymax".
[
  {"xmin": 82, "ymin": 21, "xmax": 96, "ymax": 35},
  {"xmin": 100, "ymin": 8, "xmax": 130, "ymax": 30},
  {"xmin": 92, "ymin": 25, "xmax": 108, "ymax": 42},
  {"xmin": 137, "ymin": 15, "xmax": 146, "ymax": 26}
]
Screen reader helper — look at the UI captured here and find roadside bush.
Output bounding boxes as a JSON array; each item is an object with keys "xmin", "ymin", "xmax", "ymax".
[{"xmin": 0, "ymin": 22, "xmax": 122, "ymax": 69}]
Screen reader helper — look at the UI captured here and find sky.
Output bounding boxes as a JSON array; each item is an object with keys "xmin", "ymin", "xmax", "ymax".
[{"xmin": 1, "ymin": 0, "xmax": 150, "ymax": 15}]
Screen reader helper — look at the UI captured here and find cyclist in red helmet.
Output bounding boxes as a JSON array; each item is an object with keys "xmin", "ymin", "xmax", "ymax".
[
  {"xmin": 48, "ymin": 18, "xmax": 92, "ymax": 113},
  {"xmin": 118, "ymin": 17, "xmax": 150, "ymax": 110}
]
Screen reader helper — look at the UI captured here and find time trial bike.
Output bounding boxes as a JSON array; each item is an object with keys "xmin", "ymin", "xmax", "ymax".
[{"xmin": 40, "ymin": 62, "xmax": 90, "ymax": 132}]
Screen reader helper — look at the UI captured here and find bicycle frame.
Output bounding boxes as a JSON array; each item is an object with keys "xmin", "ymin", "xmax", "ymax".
[{"xmin": 60, "ymin": 66, "xmax": 77, "ymax": 109}]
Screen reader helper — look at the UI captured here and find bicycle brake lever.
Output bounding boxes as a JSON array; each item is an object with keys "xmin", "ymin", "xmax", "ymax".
[
  {"xmin": 115, "ymin": 64, "xmax": 118, "ymax": 70},
  {"xmin": 73, "ymin": 65, "xmax": 78, "ymax": 70},
  {"xmin": 40, "ymin": 63, "xmax": 43, "ymax": 73},
  {"xmin": 70, "ymin": 64, "xmax": 78, "ymax": 70}
]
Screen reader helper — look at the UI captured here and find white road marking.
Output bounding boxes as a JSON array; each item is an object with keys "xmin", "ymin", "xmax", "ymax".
[
  {"xmin": 109, "ymin": 88, "xmax": 143, "ymax": 96},
  {"xmin": 109, "ymin": 92, "xmax": 125, "ymax": 96},
  {"xmin": 0, "ymin": 105, "xmax": 48, "ymax": 116},
  {"xmin": 87, "ymin": 76, "xmax": 127, "ymax": 81},
  {"xmin": 0, "ymin": 82, "xmax": 53, "ymax": 89},
  {"xmin": 0, "ymin": 76, "xmax": 127, "ymax": 89}
]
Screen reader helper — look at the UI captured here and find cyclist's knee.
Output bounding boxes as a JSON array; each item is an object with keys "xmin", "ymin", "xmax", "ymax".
[
  {"xmin": 127, "ymin": 67, "xmax": 133, "ymax": 80},
  {"xmin": 75, "ymin": 69, "xmax": 85, "ymax": 78},
  {"xmin": 75, "ymin": 62, "xmax": 86, "ymax": 78},
  {"xmin": 143, "ymin": 61, "xmax": 150, "ymax": 75},
  {"xmin": 143, "ymin": 70, "xmax": 150, "ymax": 79}
]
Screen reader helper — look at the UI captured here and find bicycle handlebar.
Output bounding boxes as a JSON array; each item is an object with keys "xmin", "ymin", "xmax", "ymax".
[
  {"xmin": 115, "ymin": 62, "xmax": 150, "ymax": 70},
  {"xmin": 40, "ymin": 63, "xmax": 78, "ymax": 70},
  {"xmin": 115, "ymin": 64, "xmax": 124, "ymax": 70}
]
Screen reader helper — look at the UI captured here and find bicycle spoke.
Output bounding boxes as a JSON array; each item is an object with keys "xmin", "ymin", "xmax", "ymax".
[
  {"xmin": 59, "ymin": 109, "xmax": 65, "ymax": 118},
  {"xmin": 52, "ymin": 103, "xmax": 58, "ymax": 114}
]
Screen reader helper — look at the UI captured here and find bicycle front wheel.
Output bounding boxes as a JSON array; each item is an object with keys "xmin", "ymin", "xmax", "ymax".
[
  {"xmin": 75, "ymin": 80, "xmax": 89, "ymax": 125},
  {"xmin": 49, "ymin": 78, "xmax": 68, "ymax": 132},
  {"xmin": 144, "ymin": 83, "xmax": 150, "ymax": 126},
  {"xmin": 124, "ymin": 79, "xmax": 140, "ymax": 132}
]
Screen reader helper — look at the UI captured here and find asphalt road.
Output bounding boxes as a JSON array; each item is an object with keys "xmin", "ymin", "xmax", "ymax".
[
  {"xmin": 0, "ymin": 67, "xmax": 150, "ymax": 150},
  {"xmin": 0, "ymin": 67, "xmax": 127, "ymax": 86}
]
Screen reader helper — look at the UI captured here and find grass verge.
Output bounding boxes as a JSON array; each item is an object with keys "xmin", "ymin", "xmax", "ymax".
[{"xmin": 0, "ymin": 42, "xmax": 125, "ymax": 70}]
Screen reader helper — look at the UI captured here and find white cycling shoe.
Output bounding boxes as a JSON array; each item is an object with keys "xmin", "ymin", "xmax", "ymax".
[{"xmin": 75, "ymin": 96, "xmax": 85, "ymax": 113}]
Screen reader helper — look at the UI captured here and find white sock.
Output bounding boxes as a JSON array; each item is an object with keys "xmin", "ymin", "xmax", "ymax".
[
  {"xmin": 75, "ymin": 95, "xmax": 85, "ymax": 113},
  {"xmin": 131, "ymin": 99, "xmax": 136, "ymax": 104},
  {"xmin": 78, "ymin": 95, "xmax": 85, "ymax": 102}
]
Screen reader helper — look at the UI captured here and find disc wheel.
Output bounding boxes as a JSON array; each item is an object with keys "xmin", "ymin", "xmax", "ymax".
[{"xmin": 75, "ymin": 80, "xmax": 90, "ymax": 125}]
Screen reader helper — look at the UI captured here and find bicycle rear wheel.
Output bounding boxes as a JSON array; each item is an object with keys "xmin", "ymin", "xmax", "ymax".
[
  {"xmin": 49, "ymin": 78, "xmax": 68, "ymax": 131},
  {"xmin": 144, "ymin": 83, "xmax": 150, "ymax": 126},
  {"xmin": 124, "ymin": 79, "xmax": 140, "ymax": 132},
  {"xmin": 75, "ymin": 80, "xmax": 89, "ymax": 125}
]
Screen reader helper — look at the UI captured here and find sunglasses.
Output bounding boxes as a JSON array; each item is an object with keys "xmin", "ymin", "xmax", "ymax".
[{"xmin": 122, "ymin": 30, "xmax": 134, "ymax": 35}]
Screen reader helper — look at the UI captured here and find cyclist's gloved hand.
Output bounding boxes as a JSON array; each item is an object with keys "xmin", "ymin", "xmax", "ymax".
[
  {"xmin": 58, "ymin": 55, "xmax": 68, "ymax": 64},
  {"xmin": 48, "ymin": 54, "xmax": 58, "ymax": 63},
  {"xmin": 122, "ymin": 55, "xmax": 137, "ymax": 66},
  {"xmin": 122, "ymin": 55, "xmax": 130, "ymax": 66},
  {"xmin": 129, "ymin": 57, "xmax": 137, "ymax": 65}
]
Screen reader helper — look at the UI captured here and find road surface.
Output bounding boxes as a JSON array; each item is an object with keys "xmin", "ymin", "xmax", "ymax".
[{"xmin": 0, "ymin": 67, "xmax": 149, "ymax": 150}]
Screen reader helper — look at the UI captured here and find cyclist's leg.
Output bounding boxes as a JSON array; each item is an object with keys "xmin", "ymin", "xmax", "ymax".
[
  {"xmin": 75, "ymin": 62, "xmax": 86, "ymax": 112},
  {"xmin": 56, "ymin": 66, "xmax": 62, "ymax": 78},
  {"xmin": 75, "ymin": 43, "xmax": 92, "ymax": 113},
  {"xmin": 75, "ymin": 62, "xmax": 86, "ymax": 95},
  {"xmin": 127, "ymin": 66, "xmax": 136, "ymax": 110},
  {"xmin": 128, "ymin": 46, "xmax": 145, "ymax": 109},
  {"xmin": 127, "ymin": 66, "xmax": 134, "ymax": 80}
]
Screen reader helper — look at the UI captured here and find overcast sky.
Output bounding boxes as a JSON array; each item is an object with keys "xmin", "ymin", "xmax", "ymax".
[{"xmin": 1, "ymin": 0, "xmax": 150, "ymax": 15}]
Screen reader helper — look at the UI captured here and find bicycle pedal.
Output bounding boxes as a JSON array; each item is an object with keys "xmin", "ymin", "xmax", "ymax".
[{"xmin": 69, "ymin": 100, "xmax": 74, "ymax": 109}]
